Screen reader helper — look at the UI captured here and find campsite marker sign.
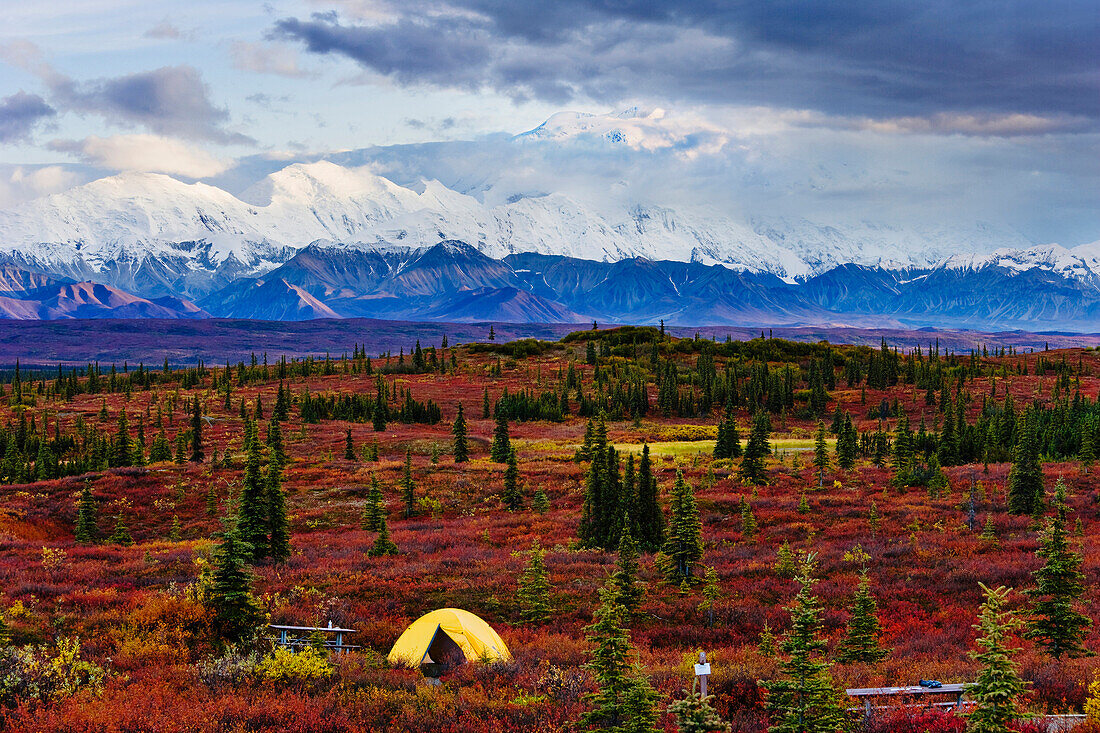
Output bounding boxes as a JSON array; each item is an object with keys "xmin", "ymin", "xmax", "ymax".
[{"xmin": 694, "ymin": 651, "xmax": 711, "ymax": 697}]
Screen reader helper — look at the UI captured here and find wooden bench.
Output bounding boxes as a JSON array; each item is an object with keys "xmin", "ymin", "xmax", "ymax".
[
  {"xmin": 267, "ymin": 621, "xmax": 360, "ymax": 654},
  {"xmin": 846, "ymin": 683, "xmax": 969, "ymax": 719}
]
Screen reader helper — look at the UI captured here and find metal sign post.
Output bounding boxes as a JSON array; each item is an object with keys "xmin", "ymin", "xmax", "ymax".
[{"xmin": 694, "ymin": 651, "xmax": 711, "ymax": 697}]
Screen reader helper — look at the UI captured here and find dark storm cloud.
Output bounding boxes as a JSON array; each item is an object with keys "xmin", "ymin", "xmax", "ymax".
[
  {"xmin": 0, "ymin": 91, "xmax": 55, "ymax": 143},
  {"xmin": 52, "ymin": 65, "xmax": 253, "ymax": 144},
  {"xmin": 1, "ymin": 44, "xmax": 252, "ymax": 144},
  {"xmin": 272, "ymin": 0, "xmax": 1100, "ymax": 129}
]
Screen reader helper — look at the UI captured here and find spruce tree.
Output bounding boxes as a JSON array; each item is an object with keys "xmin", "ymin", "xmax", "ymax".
[
  {"xmin": 189, "ymin": 397, "xmax": 204, "ymax": 463},
  {"xmin": 662, "ymin": 470, "xmax": 703, "ymax": 581},
  {"xmin": 836, "ymin": 413, "xmax": 857, "ymax": 471},
  {"xmin": 108, "ymin": 512, "xmax": 133, "ymax": 546},
  {"xmin": 149, "ymin": 427, "xmax": 172, "ymax": 463},
  {"xmin": 967, "ymin": 584, "xmax": 1027, "ymax": 733},
  {"xmin": 74, "ymin": 480, "xmax": 98, "ymax": 543},
  {"xmin": 836, "ymin": 571, "xmax": 889, "ymax": 663},
  {"xmin": 635, "ymin": 444, "xmax": 664, "ymax": 552},
  {"xmin": 620, "ymin": 673, "xmax": 663, "ymax": 733},
  {"xmin": 368, "ymin": 508, "xmax": 399, "ymax": 556},
  {"xmin": 452, "ymin": 403, "xmax": 469, "ymax": 463},
  {"xmin": 517, "ymin": 540, "xmax": 552, "ymax": 624},
  {"xmin": 237, "ymin": 421, "xmax": 269, "ymax": 563},
  {"xmin": 891, "ymin": 413, "xmax": 914, "ymax": 487},
  {"xmin": 266, "ymin": 452, "xmax": 291, "ymax": 563},
  {"xmin": 612, "ymin": 529, "xmax": 644, "ymax": 617},
  {"xmin": 207, "ymin": 519, "xmax": 264, "ymax": 646},
  {"xmin": 1007, "ymin": 411, "xmax": 1044, "ymax": 515},
  {"xmin": 714, "ymin": 408, "xmax": 741, "ymax": 460},
  {"xmin": 698, "ymin": 565, "xmax": 721, "ymax": 628},
  {"xmin": 503, "ymin": 447, "xmax": 522, "ymax": 510},
  {"xmin": 762, "ymin": 555, "xmax": 848, "ymax": 733},
  {"xmin": 1080, "ymin": 420, "xmax": 1095, "ymax": 474},
  {"xmin": 812, "ymin": 420, "xmax": 829, "ymax": 486},
  {"xmin": 361, "ymin": 474, "xmax": 385, "ymax": 531},
  {"xmin": 344, "ymin": 429, "xmax": 355, "ymax": 461},
  {"xmin": 668, "ymin": 692, "xmax": 731, "ymax": 733},
  {"xmin": 399, "ymin": 448, "xmax": 417, "ymax": 517},
  {"xmin": 580, "ymin": 582, "xmax": 639, "ymax": 732},
  {"xmin": 579, "ymin": 415, "xmax": 615, "ymax": 549},
  {"xmin": 1026, "ymin": 480, "xmax": 1090, "ymax": 658},
  {"xmin": 532, "ymin": 487, "xmax": 550, "ymax": 514},
  {"xmin": 112, "ymin": 410, "xmax": 131, "ymax": 467},
  {"xmin": 740, "ymin": 411, "xmax": 771, "ymax": 485},
  {"xmin": 266, "ymin": 420, "xmax": 285, "ymax": 465},
  {"xmin": 490, "ymin": 413, "xmax": 511, "ymax": 462}
]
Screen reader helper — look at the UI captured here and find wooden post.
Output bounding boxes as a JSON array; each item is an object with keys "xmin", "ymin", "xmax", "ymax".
[{"xmin": 694, "ymin": 651, "xmax": 711, "ymax": 698}]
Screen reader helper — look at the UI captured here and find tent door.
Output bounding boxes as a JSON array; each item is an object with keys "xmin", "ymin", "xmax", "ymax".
[{"xmin": 421, "ymin": 625, "xmax": 465, "ymax": 676}]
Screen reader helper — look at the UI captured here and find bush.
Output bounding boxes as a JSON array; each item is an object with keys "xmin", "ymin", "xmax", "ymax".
[
  {"xmin": 256, "ymin": 647, "xmax": 334, "ymax": 687},
  {"xmin": 0, "ymin": 637, "xmax": 105, "ymax": 705}
]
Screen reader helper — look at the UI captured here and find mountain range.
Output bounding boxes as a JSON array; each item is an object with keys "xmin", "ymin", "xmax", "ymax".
[{"xmin": 0, "ymin": 125, "xmax": 1097, "ymax": 330}]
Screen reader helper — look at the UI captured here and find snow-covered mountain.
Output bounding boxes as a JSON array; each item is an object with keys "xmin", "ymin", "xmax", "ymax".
[{"xmin": 0, "ymin": 158, "xmax": 1031, "ymax": 300}]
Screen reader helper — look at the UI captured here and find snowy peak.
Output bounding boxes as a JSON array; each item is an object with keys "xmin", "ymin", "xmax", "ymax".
[{"xmin": 515, "ymin": 108, "xmax": 728, "ymax": 152}]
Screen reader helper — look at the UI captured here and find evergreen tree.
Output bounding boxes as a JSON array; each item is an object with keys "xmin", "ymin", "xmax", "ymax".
[
  {"xmin": 1026, "ymin": 480, "xmax": 1090, "ymax": 658},
  {"xmin": 207, "ymin": 519, "xmax": 264, "ymax": 646},
  {"xmin": 698, "ymin": 565, "xmax": 721, "ymax": 628},
  {"xmin": 265, "ymin": 420, "xmax": 285, "ymax": 465},
  {"xmin": 189, "ymin": 397, "xmax": 204, "ymax": 463},
  {"xmin": 237, "ymin": 422, "xmax": 269, "ymax": 563},
  {"xmin": 580, "ymin": 582, "xmax": 639, "ymax": 732},
  {"xmin": 579, "ymin": 415, "xmax": 619, "ymax": 549},
  {"xmin": 517, "ymin": 540, "xmax": 552, "ymax": 624},
  {"xmin": 668, "ymin": 692, "xmax": 731, "ymax": 733},
  {"xmin": 967, "ymin": 584, "xmax": 1027, "ymax": 733},
  {"xmin": 740, "ymin": 411, "xmax": 771, "ymax": 485},
  {"xmin": 612, "ymin": 529, "xmax": 644, "ymax": 617},
  {"xmin": 401, "ymin": 448, "xmax": 416, "ymax": 518},
  {"xmin": 836, "ymin": 413, "xmax": 857, "ymax": 471},
  {"xmin": 368, "ymin": 508, "xmax": 399, "ymax": 556},
  {"xmin": 836, "ymin": 571, "xmax": 889, "ymax": 663},
  {"xmin": 1080, "ymin": 422, "xmax": 1096, "ymax": 474},
  {"xmin": 344, "ymin": 429, "xmax": 355, "ymax": 461},
  {"xmin": 371, "ymin": 400, "xmax": 387, "ymax": 431},
  {"xmin": 482, "ymin": 388, "xmax": 491, "ymax": 418},
  {"xmin": 490, "ymin": 413, "xmax": 511, "ymax": 462},
  {"xmin": 762, "ymin": 555, "xmax": 848, "ymax": 733},
  {"xmin": 635, "ymin": 444, "xmax": 664, "ymax": 552},
  {"xmin": 74, "ymin": 480, "xmax": 98, "ymax": 543},
  {"xmin": 361, "ymin": 474, "xmax": 385, "ymax": 531},
  {"xmin": 662, "ymin": 471, "xmax": 703, "ymax": 581},
  {"xmin": 714, "ymin": 408, "xmax": 742, "ymax": 459},
  {"xmin": 108, "ymin": 512, "xmax": 133, "ymax": 546},
  {"xmin": 812, "ymin": 420, "xmax": 829, "ymax": 486},
  {"xmin": 452, "ymin": 403, "xmax": 469, "ymax": 463},
  {"xmin": 891, "ymin": 413, "xmax": 914, "ymax": 487},
  {"xmin": 503, "ymin": 447, "xmax": 522, "ymax": 510},
  {"xmin": 532, "ymin": 487, "xmax": 550, "ymax": 514},
  {"xmin": 620, "ymin": 673, "xmax": 663, "ymax": 733},
  {"xmin": 1007, "ymin": 410, "xmax": 1044, "ymax": 515},
  {"xmin": 149, "ymin": 427, "xmax": 172, "ymax": 463},
  {"xmin": 266, "ymin": 452, "xmax": 291, "ymax": 563},
  {"xmin": 112, "ymin": 410, "xmax": 131, "ymax": 467}
]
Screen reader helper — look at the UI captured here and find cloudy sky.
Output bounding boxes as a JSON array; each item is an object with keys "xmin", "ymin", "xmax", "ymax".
[{"xmin": 1, "ymin": 0, "xmax": 1098, "ymax": 244}]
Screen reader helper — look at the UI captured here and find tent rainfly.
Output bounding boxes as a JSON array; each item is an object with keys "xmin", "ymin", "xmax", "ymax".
[{"xmin": 387, "ymin": 608, "xmax": 511, "ymax": 670}]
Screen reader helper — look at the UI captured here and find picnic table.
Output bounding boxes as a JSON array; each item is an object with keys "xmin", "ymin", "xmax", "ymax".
[
  {"xmin": 846, "ymin": 683, "xmax": 969, "ymax": 719},
  {"xmin": 267, "ymin": 621, "xmax": 360, "ymax": 654}
]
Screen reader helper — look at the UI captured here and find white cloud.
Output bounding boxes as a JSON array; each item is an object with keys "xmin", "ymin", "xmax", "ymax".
[
  {"xmin": 0, "ymin": 165, "xmax": 83, "ymax": 208},
  {"xmin": 51, "ymin": 134, "xmax": 231, "ymax": 178}
]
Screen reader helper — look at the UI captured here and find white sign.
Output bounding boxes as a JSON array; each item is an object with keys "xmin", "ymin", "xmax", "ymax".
[{"xmin": 694, "ymin": 663, "xmax": 711, "ymax": 676}]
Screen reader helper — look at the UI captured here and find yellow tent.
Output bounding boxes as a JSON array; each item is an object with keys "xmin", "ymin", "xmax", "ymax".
[{"xmin": 387, "ymin": 608, "xmax": 512, "ymax": 669}]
